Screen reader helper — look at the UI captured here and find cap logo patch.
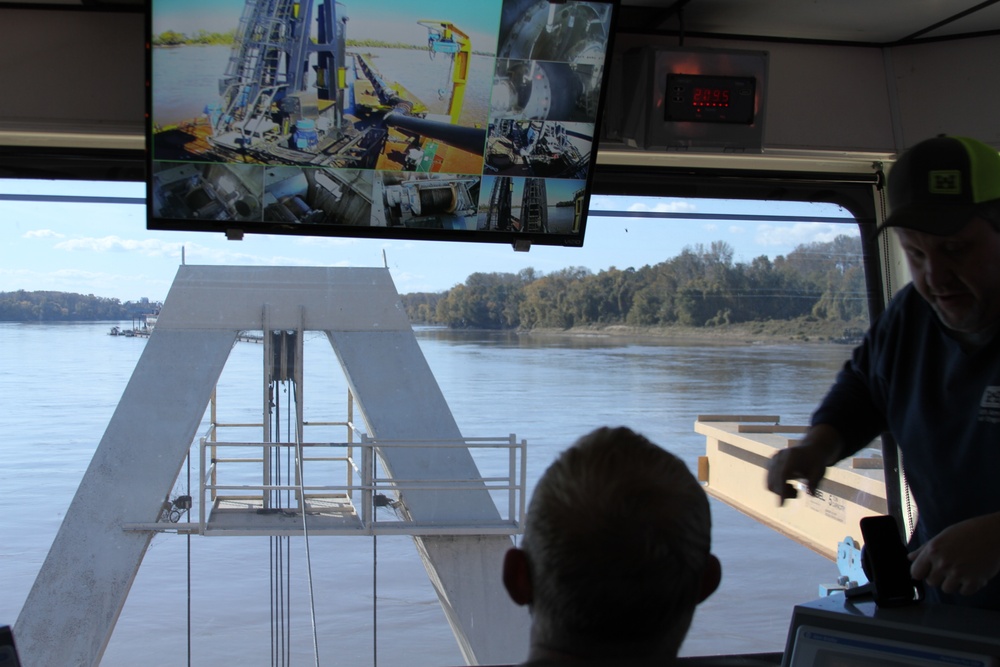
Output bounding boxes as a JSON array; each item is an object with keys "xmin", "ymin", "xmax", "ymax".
[{"xmin": 928, "ymin": 170, "xmax": 962, "ymax": 195}]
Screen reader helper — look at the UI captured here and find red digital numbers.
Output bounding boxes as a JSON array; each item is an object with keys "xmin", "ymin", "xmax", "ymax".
[{"xmin": 692, "ymin": 87, "xmax": 730, "ymax": 107}]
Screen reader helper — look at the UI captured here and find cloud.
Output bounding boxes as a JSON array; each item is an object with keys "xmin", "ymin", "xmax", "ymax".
[
  {"xmin": 754, "ymin": 222, "xmax": 842, "ymax": 248},
  {"xmin": 293, "ymin": 236, "xmax": 360, "ymax": 247},
  {"xmin": 390, "ymin": 270, "xmax": 427, "ymax": 292},
  {"xmin": 588, "ymin": 195, "xmax": 697, "ymax": 214},
  {"xmin": 0, "ymin": 267, "xmax": 171, "ymax": 300},
  {"xmin": 182, "ymin": 243, "xmax": 306, "ymax": 266},
  {"xmin": 23, "ymin": 229, "xmax": 65, "ymax": 239},
  {"xmin": 628, "ymin": 200, "xmax": 698, "ymax": 213},
  {"xmin": 54, "ymin": 236, "xmax": 184, "ymax": 256},
  {"xmin": 0, "ymin": 267, "xmax": 38, "ymax": 285},
  {"xmin": 47, "ymin": 235, "xmax": 338, "ymax": 268}
]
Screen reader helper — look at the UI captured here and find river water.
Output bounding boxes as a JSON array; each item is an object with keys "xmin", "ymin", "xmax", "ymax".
[{"xmin": 0, "ymin": 322, "xmax": 853, "ymax": 665}]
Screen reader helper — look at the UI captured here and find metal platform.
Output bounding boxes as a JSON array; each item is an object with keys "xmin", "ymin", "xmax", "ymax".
[
  {"xmin": 121, "ymin": 429, "xmax": 527, "ymax": 537},
  {"xmin": 208, "ymin": 495, "xmax": 361, "ymax": 535}
]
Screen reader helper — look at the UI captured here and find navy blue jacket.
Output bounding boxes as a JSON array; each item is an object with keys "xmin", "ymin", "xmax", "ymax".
[{"xmin": 812, "ymin": 283, "xmax": 1000, "ymax": 609}]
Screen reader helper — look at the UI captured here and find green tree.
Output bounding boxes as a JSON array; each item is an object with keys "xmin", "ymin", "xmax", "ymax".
[
  {"xmin": 0, "ymin": 291, "xmax": 160, "ymax": 322},
  {"xmin": 155, "ymin": 30, "xmax": 185, "ymax": 46},
  {"xmin": 400, "ymin": 232, "xmax": 866, "ymax": 332}
]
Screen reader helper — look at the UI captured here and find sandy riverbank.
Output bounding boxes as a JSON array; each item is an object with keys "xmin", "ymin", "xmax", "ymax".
[{"xmin": 518, "ymin": 317, "xmax": 869, "ymax": 346}]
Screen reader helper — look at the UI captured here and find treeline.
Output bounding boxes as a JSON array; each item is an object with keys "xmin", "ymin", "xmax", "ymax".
[
  {"xmin": 0, "ymin": 292, "xmax": 160, "ymax": 322},
  {"xmin": 153, "ymin": 30, "xmax": 236, "ymax": 46},
  {"xmin": 400, "ymin": 236, "xmax": 867, "ymax": 330}
]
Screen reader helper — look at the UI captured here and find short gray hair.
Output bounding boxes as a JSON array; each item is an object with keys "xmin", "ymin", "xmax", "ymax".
[{"xmin": 521, "ymin": 426, "xmax": 712, "ymax": 644}]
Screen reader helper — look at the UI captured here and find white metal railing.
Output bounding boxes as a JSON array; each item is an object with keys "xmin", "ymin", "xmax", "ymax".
[{"xmin": 195, "ymin": 423, "xmax": 527, "ymax": 536}]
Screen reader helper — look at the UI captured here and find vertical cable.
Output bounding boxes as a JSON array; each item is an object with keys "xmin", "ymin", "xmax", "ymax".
[
  {"xmin": 293, "ymin": 381, "xmax": 321, "ymax": 667},
  {"xmin": 274, "ymin": 384, "xmax": 288, "ymax": 665},
  {"xmin": 285, "ymin": 379, "xmax": 292, "ymax": 666},
  {"xmin": 186, "ymin": 450, "xmax": 192, "ymax": 667},
  {"xmin": 270, "ymin": 535, "xmax": 276, "ymax": 667},
  {"xmin": 279, "ymin": 535, "xmax": 285, "ymax": 666},
  {"xmin": 286, "ymin": 534, "xmax": 291, "ymax": 666},
  {"xmin": 372, "ymin": 436, "xmax": 379, "ymax": 667},
  {"xmin": 290, "ymin": 325, "xmax": 321, "ymax": 666},
  {"xmin": 372, "ymin": 439, "xmax": 378, "ymax": 667},
  {"xmin": 273, "ymin": 378, "xmax": 282, "ymax": 666}
]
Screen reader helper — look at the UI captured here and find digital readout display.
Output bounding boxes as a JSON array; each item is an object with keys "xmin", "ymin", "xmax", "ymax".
[
  {"xmin": 692, "ymin": 87, "xmax": 730, "ymax": 107},
  {"xmin": 665, "ymin": 73, "xmax": 756, "ymax": 124}
]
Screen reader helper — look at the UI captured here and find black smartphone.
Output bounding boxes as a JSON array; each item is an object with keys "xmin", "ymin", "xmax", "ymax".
[
  {"xmin": 0, "ymin": 626, "xmax": 21, "ymax": 667},
  {"xmin": 860, "ymin": 514, "xmax": 919, "ymax": 607}
]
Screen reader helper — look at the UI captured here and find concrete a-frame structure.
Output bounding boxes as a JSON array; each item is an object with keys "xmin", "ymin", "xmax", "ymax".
[{"xmin": 16, "ymin": 265, "xmax": 530, "ymax": 666}]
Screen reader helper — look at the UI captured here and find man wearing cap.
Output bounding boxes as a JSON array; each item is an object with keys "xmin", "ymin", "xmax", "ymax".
[{"xmin": 766, "ymin": 135, "xmax": 1000, "ymax": 610}]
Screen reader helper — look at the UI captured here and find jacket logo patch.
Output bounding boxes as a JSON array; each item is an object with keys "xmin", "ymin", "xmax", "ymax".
[
  {"xmin": 983, "ymin": 386, "xmax": 1000, "ymax": 409},
  {"xmin": 979, "ymin": 386, "xmax": 1000, "ymax": 423}
]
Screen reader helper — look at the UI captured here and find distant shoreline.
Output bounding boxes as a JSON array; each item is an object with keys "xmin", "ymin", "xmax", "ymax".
[
  {"xmin": 422, "ymin": 317, "xmax": 869, "ymax": 347},
  {"xmin": 3, "ymin": 316, "xmax": 867, "ymax": 347}
]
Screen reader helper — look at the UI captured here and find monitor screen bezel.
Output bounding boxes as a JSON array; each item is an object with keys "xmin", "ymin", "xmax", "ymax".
[{"xmin": 144, "ymin": 0, "xmax": 619, "ymax": 248}]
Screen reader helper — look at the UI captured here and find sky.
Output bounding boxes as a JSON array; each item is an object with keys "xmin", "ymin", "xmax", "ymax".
[
  {"xmin": 0, "ymin": 179, "xmax": 856, "ymax": 304},
  {"xmin": 152, "ymin": 0, "xmax": 246, "ymax": 36},
  {"xmin": 152, "ymin": 0, "xmax": 503, "ymax": 52}
]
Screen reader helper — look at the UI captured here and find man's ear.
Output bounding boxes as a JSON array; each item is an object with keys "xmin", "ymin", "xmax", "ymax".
[
  {"xmin": 698, "ymin": 553, "xmax": 722, "ymax": 603},
  {"xmin": 502, "ymin": 548, "xmax": 533, "ymax": 606}
]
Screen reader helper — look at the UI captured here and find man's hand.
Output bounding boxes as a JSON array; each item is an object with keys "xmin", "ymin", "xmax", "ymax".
[
  {"xmin": 908, "ymin": 513, "xmax": 1000, "ymax": 596},
  {"xmin": 766, "ymin": 424, "xmax": 845, "ymax": 505}
]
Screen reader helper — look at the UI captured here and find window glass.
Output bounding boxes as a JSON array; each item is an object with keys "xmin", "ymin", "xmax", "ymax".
[{"xmin": 1, "ymin": 182, "xmax": 869, "ymax": 663}]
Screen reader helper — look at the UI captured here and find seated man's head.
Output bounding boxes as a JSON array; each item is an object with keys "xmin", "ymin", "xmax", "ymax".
[{"xmin": 504, "ymin": 426, "xmax": 721, "ymax": 663}]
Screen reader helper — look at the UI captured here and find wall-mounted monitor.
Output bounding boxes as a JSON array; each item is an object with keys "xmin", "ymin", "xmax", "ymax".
[{"xmin": 146, "ymin": 0, "xmax": 618, "ymax": 249}]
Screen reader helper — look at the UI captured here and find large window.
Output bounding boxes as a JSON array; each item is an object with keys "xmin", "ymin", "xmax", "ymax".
[{"xmin": 2, "ymin": 180, "xmax": 872, "ymax": 665}]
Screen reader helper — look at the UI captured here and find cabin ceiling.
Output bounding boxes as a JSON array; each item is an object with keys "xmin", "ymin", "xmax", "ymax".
[
  {"xmin": 4, "ymin": 0, "xmax": 1000, "ymax": 45},
  {"xmin": 2, "ymin": 0, "xmax": 1000, "ymax": 175},
  {"xmin": 614, "ymin": 0, "xmax": 1000, "ymax": 44}
]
